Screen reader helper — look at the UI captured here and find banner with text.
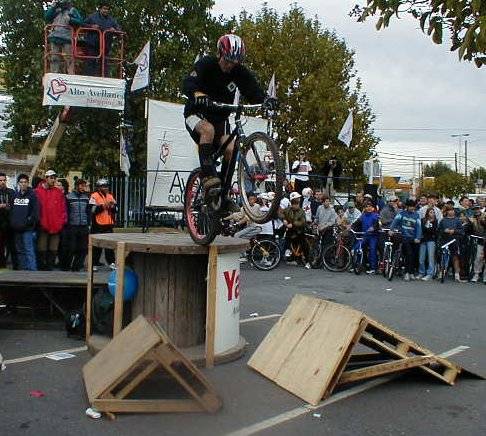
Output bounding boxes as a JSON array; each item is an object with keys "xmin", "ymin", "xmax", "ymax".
[
  {"xmin": 42, "ymin": 73, "xmax": 125, "ymax": 110},
  {"xmin": 146, "ymin": 99, "xmax": 267, "ymax": 208}
]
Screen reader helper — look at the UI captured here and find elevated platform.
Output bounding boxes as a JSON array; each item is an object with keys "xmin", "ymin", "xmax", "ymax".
[{"xmin": 0, "ymin": 270, "xmax": 109, "ymax": 289}]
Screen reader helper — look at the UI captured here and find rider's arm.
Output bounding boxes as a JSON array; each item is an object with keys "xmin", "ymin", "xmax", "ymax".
[
  {"xmin": 182, "ymin": 60, "xmax": 206, "ymax": 101},
  {"xmin": 236, "ymin": 65, "xmax": 266, "ymax": 104}
]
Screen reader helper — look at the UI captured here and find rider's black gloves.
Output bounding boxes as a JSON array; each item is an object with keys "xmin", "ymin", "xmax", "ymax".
[
  {"xmin": 263, "ymin": 96, "xmax": 278, "ymax": 112},
  {"xmin": 194, "ymin": 95, "xmax": 212, "ymax": 109}
]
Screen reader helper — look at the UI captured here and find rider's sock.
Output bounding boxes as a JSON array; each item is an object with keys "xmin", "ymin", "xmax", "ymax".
[{"xmin": 199, "ymin": 143, "xmax": 216, "ymax": 177}]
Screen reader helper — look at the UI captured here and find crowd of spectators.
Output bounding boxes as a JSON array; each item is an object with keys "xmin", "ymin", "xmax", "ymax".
[
  {"xmin": 0, "ymin": 171, "xmax": 117, "ymax": 272},
  {"xmin": 226, "ymin": 176, "xmax": 486, "ymax": 283}
]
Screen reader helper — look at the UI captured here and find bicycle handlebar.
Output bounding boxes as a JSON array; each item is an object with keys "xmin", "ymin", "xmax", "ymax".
[
  {"xmin": 470, "ymin": 235, "xmax": 485, "ymax": 240},
  {"xmin": 212, "ymin": 102, "xmax": 263, "ymax": 111},
  {"xmin": 441, "ymin": 238, "xmax": 457, "ymax": 249}
]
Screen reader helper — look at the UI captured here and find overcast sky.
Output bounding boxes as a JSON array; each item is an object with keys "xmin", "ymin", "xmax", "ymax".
[{"xmin": 212, "ymin": 0, "xmax": 485, "ymax": 177}]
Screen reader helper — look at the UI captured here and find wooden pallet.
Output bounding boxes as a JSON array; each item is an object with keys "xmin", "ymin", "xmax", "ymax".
[
  {"xmin": 83, "ymin": 315, "xmax": 222, "ymax": 418},
  {"xmin": 248, "ymin": 294, "xmax": 468, "ymax": 406}
]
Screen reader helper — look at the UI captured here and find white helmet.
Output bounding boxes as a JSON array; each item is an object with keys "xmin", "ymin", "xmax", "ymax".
[
  {"xmin": 267, "ymin": 191, "xmax": 276, "ymax": 201},
  {"xmin": 289, "ymin": 192, "xmax": 302, "ymax": 201},
  {"xmin": 96, "ymin": 178, "xmax": 109, "ymax": 187}
]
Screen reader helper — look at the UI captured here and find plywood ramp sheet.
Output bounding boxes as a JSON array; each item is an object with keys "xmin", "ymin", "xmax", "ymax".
[{"xmin": 248, "ymin": 294, "xmax": 365, "ymax": 405}]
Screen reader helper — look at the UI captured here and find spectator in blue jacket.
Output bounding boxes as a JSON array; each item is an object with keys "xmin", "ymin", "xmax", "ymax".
[
  {"xmin": 63, "ymin": 179, "xmax": 91, "ymax": 271},
  {"xmin": 390, "ymin": 199, "xmax": 422, "ymax": 281},
  {"xmin": 438, "ymin": 205, "xmax": 465, "ymax": 282},
  {"xmin": 9, "ymin": 175, "xmax": 39, "ymax": 271},
  {"xmin": 84, "ymin": 1, "xmax": 122, "ymax": 77},
  {"xmin": 352, "ymin": 201, "xmax": 380, "ymax": 274}
]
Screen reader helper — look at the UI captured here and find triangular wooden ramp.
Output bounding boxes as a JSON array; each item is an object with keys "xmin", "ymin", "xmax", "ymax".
[
  {"xmin": 83, "ymin": 315, "xmax": 222, "ymax": 417},
  {"xmin": 248, "ymin": 294, "xmax": 479, "ymax": 406}
]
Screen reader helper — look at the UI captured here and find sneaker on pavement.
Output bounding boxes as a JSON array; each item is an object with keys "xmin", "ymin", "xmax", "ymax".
[
  {"xmin": 284, "ymin": 249, "xmax": 292, "ymax": 258},
  {"xmin": 455, "ymin": 273, "xmax": 466, "ymax": 283},
  {"xmin": 366, "ymin": 269, "xmax": 376, "ymax": 275},
  {"xmin": 422, "ymin": 275, "xmax": 432, "ymax": 281},
  {"xmin": 305, "ymin": 263, "xmax": 311, "ymax": 270},
  {"xmin": 417, "ymin": 274, "xmax": 424, "ymax": 280},
  {"xmin": 404, "ymin": 273, "xmax": 410, "ymax": 282},
  {"xmin": 92, "ymin": 266, "xmax": 98, "ymax": 272},
  {"xmin": 471, "ymin": 274, "xmax": 479, "ymax": 283}
]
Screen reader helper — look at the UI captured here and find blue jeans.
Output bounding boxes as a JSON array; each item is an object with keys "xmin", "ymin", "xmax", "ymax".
[
  {"xmin": 419, "ymin": 241, "xmax": 435, "ymax": 276},
  {"xmin": 15, "ymin": 231, "xmax": 37, "ymax": 271},
  {"xmin": 361, "ymin": 235, "xmax": 378, "ymax": 270}
]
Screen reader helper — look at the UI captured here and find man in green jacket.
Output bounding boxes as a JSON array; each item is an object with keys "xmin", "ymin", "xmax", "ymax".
[
  {"xmin": 45, "ymin": 1, "xmax": 83, "ymax": 74},
  {"xmin": 283, "ymin": 192, "xmax": 310, "ymax": 269}
]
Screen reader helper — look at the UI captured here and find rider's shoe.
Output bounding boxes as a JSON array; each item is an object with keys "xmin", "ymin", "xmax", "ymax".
[
  {"xmin": 471, "ymin": 273, "xmax": 479, "ymax": 283},
  {"xmin": 202, "ymin": 175, "xmax": 221, "ymax": 191}
]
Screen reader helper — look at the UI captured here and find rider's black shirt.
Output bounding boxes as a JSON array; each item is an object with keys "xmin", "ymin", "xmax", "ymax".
[{"xmin": 182, "ymin": 55, "xmax": 265, "ymax": 123}]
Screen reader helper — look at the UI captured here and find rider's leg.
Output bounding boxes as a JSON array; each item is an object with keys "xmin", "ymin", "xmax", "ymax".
[
  {"xmin": 219, "ymin": 133, "xmax": 235, "ymax": 182},
  {"xmin": 193, "ymin": 120, "xmax": 220, "ymax": 188}
]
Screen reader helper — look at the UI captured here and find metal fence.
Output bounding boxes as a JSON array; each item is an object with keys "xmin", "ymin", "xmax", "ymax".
[{"xmin": 83, "ymin": 172, "xmax": 356, "ymax": 229}]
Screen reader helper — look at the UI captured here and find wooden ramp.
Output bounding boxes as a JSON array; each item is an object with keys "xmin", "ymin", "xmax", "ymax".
[
  {"xmin": 248, "ymin": 294, "xmax": 469, "ymax": 406},
  {"xmin": 83, "ymin": 315, "xmax": 222, "ymax": 417}
]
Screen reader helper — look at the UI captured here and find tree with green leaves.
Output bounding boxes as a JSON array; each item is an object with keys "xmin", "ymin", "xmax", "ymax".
[
  {"xmin": 236, "ymin": 5, "xmax": 378, "ymax": 180},
  {"xmin": 435, "ymin": 171, "xmax": 475, "ymax": 198},
  {"xmin": 0, "ymin": 0, "xmax": 224, "ymax": 175},
  {"xmin": 423, "ymin": 160, "xmax": 453, "ymax": 177},
  {"xmin": 353, "ymin": 1, "xmax": 486, "ymax": 67}
]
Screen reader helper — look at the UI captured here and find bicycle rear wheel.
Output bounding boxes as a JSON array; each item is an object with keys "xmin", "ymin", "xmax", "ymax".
[
  {"xmin": 237, "ymin": 132, "xmax": 284, "ymax": 224},
  {"xmin": 250, "ymin": 239, "xmax": 281, "ymax": 271},
  {"xmin": 184, "ymin": 168, "xmax": 221, "ymax": 245},
  {"xmin": 388, "ymin": 250, "xmax": 400, "ymax": 281},
  {"xmin": 323, "ymin": 244, "xmax": 351, "ymax": 272}
]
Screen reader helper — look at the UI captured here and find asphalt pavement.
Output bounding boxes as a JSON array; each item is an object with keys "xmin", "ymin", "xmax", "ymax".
[{"xmin": 1, "ymin": 263, "xmax": 485, "ymax": 436}]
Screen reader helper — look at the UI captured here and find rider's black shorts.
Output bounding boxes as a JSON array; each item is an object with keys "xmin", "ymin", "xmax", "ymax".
[{"xmin": 185, "ymin": 114, "xmax": 231, "ymax": 149}]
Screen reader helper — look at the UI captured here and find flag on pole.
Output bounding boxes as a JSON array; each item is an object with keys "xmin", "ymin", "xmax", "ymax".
[
  {"xmin": 338, "ymin": 110, "xmax": 353, "ymax": 147},
  {"xmin": 267, "ymin": 73, "xmax": 276, "ymax": 98},
  {"xmin": 131, "ymin": 41, "xmax": 150, "ymax": 92},
  {"xmin": 120, "ymin": 130, "xmax": 131, "ymax": 175}
]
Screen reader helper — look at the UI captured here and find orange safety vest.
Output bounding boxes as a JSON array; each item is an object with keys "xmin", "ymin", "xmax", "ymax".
[{"xmin": 90, "ymin": 191, "xmax": 116, "ymax": 226}]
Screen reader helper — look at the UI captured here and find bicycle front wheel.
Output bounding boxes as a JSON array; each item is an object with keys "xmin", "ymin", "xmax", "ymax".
[
  {"xmin": 250, "ymin": 239, "xmax": 281, "ymax": 271},
  {"xmin": 184, "ymin": 168, "xmax": 221, "ymax": 245},
  {"xmin": 323, "ymin": 244, "xmax": 351, "ymax": 272},
  {"xmin": 238, "ymin": 132, "xmax": 284, "ymax": 224},
  {"xmin": 352, "ymin": 251, "xmax": 363, "ymax": 275}
]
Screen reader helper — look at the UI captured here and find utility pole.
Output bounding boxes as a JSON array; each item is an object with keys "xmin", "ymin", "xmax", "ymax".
[
  {"xmin": 451, "ymin": 133, "xmax": 470, "ymax": 175},
  {"xmin": 412, "ymin": 155, "xmax": 416, "ymax": 197},
  {"xmin": 455, "ymin": 153, "xmax": 458, "ymax": 172},
  {"xmin": 464, "ymin": 139, "xmax": 468, "ymax": 177}
]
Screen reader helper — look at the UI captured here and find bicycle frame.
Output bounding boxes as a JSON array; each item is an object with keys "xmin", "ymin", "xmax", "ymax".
[{"xmin": 206, "ymin": 103, "xmax": 262, "ymax": 207}]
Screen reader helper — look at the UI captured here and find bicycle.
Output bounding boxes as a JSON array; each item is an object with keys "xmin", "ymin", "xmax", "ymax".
[
  {"xmin": 222, "ymin": 222, "xmax": 281, "ymax": 271},
  {"xmin": 386, "ymin": 230, "xmax": 403, "ymax": 282},
  {"xmin": 322, "ymin": 226, "xmax": 352, "ymax": 272},
  {"xmin": 438, "ymin": 238, "xmax": 456, "ymax": 283},
  {"xmin": 184, "ymin": 102, "xmax": 284, "ymax": 245},
  {"xmin": 307, "ymin": 225, "xmax": 325, "ymax": 268},
  {"xmin": 350, "ymin": 229, "xmax": 365, "ymax": 275},
  {"xmin": 467, "ymin": 234, "xmax": 485, "ymax": 280},
  {"xmin": 380, "ymin": 228, "xmax": 392, "ymax": 278}
]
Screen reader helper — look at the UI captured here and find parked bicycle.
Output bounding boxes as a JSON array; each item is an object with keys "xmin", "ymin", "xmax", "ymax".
[
  {"xmin": 350, "ymin": 229, "xmax": 366, "ymax": 275},
  {"xmin": 467, "ymin": 234, "xmax": 485, "ymax": 280},
  {"xmin": 322, "ymin": 226, "xmax": 352, "ymax": 272},
  {"xmin": 221, "ymin": 222, "xmax": 281, "ymax": 271},
  {"xmin": 438, "ymin": 238, "xmax": 457, "ymax": 283},
  {"xmin": 184, "ymin": 102, "xmax": 284, "ymax": 245},
  {"xmin": 386, "ymin": 230, "xmax": 403, "ymax": 282}
]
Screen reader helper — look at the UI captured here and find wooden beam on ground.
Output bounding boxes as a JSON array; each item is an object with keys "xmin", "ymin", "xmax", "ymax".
[{"xmin": 339, "ymin": 355, "xmax": 436, "ymax": 385}]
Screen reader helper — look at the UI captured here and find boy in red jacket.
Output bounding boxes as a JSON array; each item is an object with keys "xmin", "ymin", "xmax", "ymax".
[{"xmin": 35, "ymin": 170, "xmax": 67, "ymax": 270}]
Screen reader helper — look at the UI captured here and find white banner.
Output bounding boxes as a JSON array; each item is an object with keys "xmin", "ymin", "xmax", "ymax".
[
  {"xmin": 145, "ymin": 99, "xmax": 268, "ymax": 208},
  {"xmin": 338, "ymin": 110, "xmax": 353, "ymax": 147},
  {"xmin": 131, "ymin": 41, "xmax": 150, "ymax": 92},
  {"xmin": 42, "ymin": 73, "xmax": 125, "ymax": 110}
]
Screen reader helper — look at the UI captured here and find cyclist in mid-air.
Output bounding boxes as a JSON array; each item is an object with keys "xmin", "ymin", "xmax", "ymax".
[{"xmin": 182, "ymin": 34, "xmax": 277, "ymax": 212}]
